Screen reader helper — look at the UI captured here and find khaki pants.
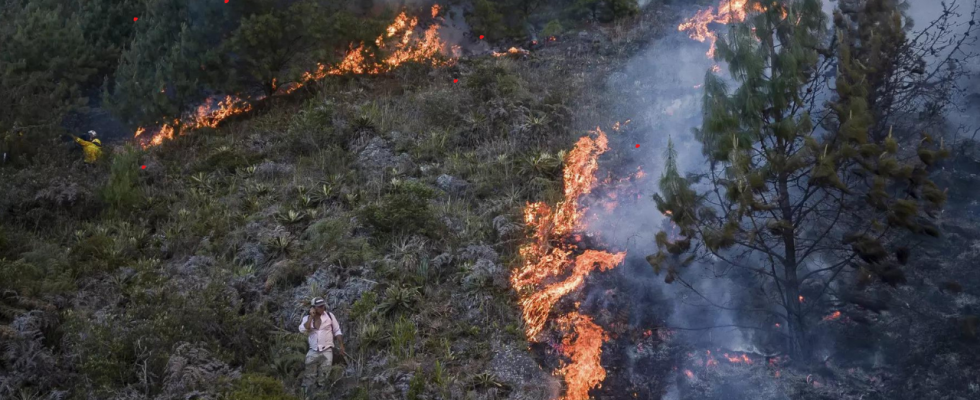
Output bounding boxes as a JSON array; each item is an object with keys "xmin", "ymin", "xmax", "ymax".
[{"xmin": 302, "ymin": 348, "xmax": 333, "ymax": 389}]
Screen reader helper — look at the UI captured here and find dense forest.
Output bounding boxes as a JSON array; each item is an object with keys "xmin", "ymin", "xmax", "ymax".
[{"xmin": 2, "ymin": 0, "xmax": 980, "ymax": 399}]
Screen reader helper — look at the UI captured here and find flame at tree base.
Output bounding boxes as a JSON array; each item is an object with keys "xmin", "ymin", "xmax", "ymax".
[{"xmin": 514, "ymin": 128, "xmax": 626, "ymax": 400}]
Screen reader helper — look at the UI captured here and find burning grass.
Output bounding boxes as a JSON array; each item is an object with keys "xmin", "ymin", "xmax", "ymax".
[{"xmin": 135, "ymin": 5, "xmax": 458, "ymax": 148}]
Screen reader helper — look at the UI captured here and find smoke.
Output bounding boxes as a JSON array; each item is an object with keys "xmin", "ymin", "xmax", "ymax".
[{"xmin": 577, "ymin": 0, "xmax": 979, "ymax": 398}]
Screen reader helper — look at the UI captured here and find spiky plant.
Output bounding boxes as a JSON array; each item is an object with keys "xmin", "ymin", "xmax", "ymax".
[
  {"xmin": 471, "ymin": 372, "xmax": 505, "ymax": 390},
  {"xmin": 313, "ymin": 183, "xmax": 334, "ymax": 204},
  {"xmin": 277, "ymin": 210, "xmax": 306, "ymax": 225},
  {"xmin": 390, "ymin": 316, "xmax": 417, "ymax": 360},
  {"xmin": 377, "ymin": 286, "xmax": 420, "ymax": 316},
  {"xmin": 268, "ymin": 235, "xmax": 293, "ymax": 255},
  {"xmin": 358, "ymin": 321, "xmax": 385, "ymax": 349}
]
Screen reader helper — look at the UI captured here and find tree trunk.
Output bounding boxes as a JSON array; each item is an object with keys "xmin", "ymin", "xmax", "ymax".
[{"xmin": 779, "ymin": 174, "xmax": 807, "ymax": 358}]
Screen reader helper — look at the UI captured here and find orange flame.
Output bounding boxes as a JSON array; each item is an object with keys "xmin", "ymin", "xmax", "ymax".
[
  {"xmin": 514, "ymin": 128, "xmax": 625, "ymax": 400},
  {"xmin": 135, "ymin": 5, "xmax": 456, "ymax": 147},
  {"xmin": 679, "ymin": 0, "xmax": 788, "ymax": 58},
  {"xmin": 557, "ymin": 312, "xmax": 609, "ymax": 400},
  {"xmin": 678, "ymin": 0, "xmax": 749, "ymax": 58},
  {"xmin": 135, "ymin": 96, "xmax": 251, "ymax": 148}
]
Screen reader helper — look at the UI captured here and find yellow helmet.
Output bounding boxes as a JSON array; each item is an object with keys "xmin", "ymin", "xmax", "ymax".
[{"xmin": 92, "ymin": 138, "xmax": 102, "ymax": 146}]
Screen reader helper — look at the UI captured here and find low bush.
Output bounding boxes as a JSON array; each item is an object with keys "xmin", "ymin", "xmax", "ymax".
[
  {"xmin": 359, "ymin": 181, "xmax": 441, "ymax": 238},
  {"xmin": 222, "ymin": 373, "xmax": 297, "ymax": 400},
  {"xmin": 100, "ymin": 145, "xmax": 144, "ymax": 215}
]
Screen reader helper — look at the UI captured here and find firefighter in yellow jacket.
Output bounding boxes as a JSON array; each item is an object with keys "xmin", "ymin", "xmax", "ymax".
[{"xmin": 74, "ymin": 130, "xmax": 102, "ymax": 164}]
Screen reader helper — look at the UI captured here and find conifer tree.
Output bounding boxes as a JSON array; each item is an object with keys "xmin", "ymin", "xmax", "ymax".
[
  {"xmin": 648, "ymin": 0, "xmax": 948, "ymax": 357},
  {"xmin": 0, "ymin": 0, "xmax": 95, "ymax": 130},
  {"xmin": 109, "ymin": 0, "xmax": 230, "ymax": 129},
  {"xmin": 225, "ymin": 0, "xmax": 335, "ymax": 97}
]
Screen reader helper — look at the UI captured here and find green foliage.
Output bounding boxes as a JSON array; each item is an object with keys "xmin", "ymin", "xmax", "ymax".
[
  {"xmin": 0, "ymin": 0, "xmax": 96, "ymax": 129},
  {"xmin": 407, "ymin": 368, "xmax": 426, "ymax": 400},
  {"xmin": 223, "ymin": 374, "xmax": 297, "ymax": 400},
  {"xmin": 468, "ymin": 0, "xmax": 508, "ymax": 41},
  {"xmin": 542, "ymin": 19, "xmax": 564, "ymax": 37},
  {"xmin": 466, "ymin": 60, "xmax": 524, "ymax": 102},
  {"xmin": 101, "ymin": 146, "xmax": 144, "ymax": 213},
  {"xmin": 226, "ymin": 0, "xmax": 335, "ymax": 96},
  {"xmin": 110, "ymin": 0, "xmax": 232, "ymax": 127},
  {"xmin": 351, "ymin": 291, "xmax": 378, "ymax": 320},
  {"xmin": 567, "ymin": 0, "xmax": 638, "ymax": 22},
  {"xmin": 360, "ymin": 181, "xmax": 440, "ymax": 237},
  {"xmin": 391, "ymin": 315, "xmax": 417, "ymax": 360},
  {"xmin": 378, "ymin": 286, "xmax": 421, "ymax": 317}
]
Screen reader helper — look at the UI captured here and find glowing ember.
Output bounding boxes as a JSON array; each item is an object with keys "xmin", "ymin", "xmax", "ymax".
[
  {"xmin": 684, "ymin": 369, "xmax": 695, "ymax": 379},
  {"xmin": 514, "ymin": 128, "xmax": 625, "ymax": 400},
  {"xmin": 799, "ymin": 295, "xmax": 805, "ymax": 302},
  {"xmin": 823, "ymin": 310, "xmax": 842, "ymax": 321}
]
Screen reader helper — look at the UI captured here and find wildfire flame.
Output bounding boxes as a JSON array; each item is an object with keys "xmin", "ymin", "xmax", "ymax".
[
  {"xmin": 514, "ymin": 128, "xmax": 626, "ymax": 399},
  {"xmin": 135, "ymin": 5, "xmax": 456, "ymax": 147},
  {"xmin": 678, "ymin": 0, "xmax": 750, "ymax": 58},
  {"xmin": 310, "ymin": 7, "xmax": 458, "ymax": 79},
  {"xmin": 678, "ymin": 0, "xmax": 787, "ymax": 58}
]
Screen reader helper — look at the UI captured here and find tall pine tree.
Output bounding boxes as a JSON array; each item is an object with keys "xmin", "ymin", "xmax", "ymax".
[{"xmin": 648, "ymin": 0, "xmax": 947, "ymax": 357}]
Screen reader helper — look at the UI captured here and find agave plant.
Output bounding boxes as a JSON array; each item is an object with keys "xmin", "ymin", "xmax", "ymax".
[
  {"xmin": 234, "ymin": 264, "xmax": 256, "ymax": 278},
  {"xmin": 471, "ymin": 372, "xmax": 506, "ymax": 390},
  {"xmin": 268, "ymin": 234, "xmax": 293, "ymax": 255},
  {"xmin": 299, "ymin": 194, "xmax": 314, "ymax": 208},
  {"xmin": 278, "ymin": 209, "xmax": 306, "ymax": 224},
  {"xmin": 358, "ymin": 321, "xmax": 386, "ymax": 349},
  {"xmin": 344, "ymin": 192, "xmax": 360, "ymax": 207},
  {"xmin": 377, "ymin": 286, "xmax": 421, "ymax": 316},
  {"xmin": 314, "ymin": 183, "xmax": 334, "ymax": 203}
]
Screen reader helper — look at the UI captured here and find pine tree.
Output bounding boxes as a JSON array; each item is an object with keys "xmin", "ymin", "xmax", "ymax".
[
  {"xmin": 0, "ymin": 0, "xmax": 96, "ymax": 130},
  {"xmin": 226, "ymin": 0, "xmax": 335, "ymax": 97},
  {"xmin": 109, "ymin": 0, "xmax": 230, "ymax": 129},
  {"xmin": 648, "ymin": 0, "xmax": 947, "ymax": 357}
]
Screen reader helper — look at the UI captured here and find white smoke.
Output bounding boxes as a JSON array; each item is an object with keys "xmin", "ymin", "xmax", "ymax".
[{"xmin": 585, "ymin": 1, "xmax": 979, "ymax": 392}]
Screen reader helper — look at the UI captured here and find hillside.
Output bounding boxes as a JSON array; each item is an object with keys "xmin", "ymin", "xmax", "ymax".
[
  {"xmin": 0, "ymin": 4, "xmax": 667, "ymax": 398},
  {"xmin": 5, "ymin": 1, "xmax": 980, "ymax": 399}
]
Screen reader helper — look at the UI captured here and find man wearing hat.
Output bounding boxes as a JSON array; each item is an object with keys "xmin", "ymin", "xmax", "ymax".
[{"xmin": 299, "ymin": 296, "xmax": 346, "ymax": 395}]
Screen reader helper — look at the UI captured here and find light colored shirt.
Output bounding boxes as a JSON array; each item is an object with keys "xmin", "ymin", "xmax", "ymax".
[{"xmin": 299, "ymin": 312, "xmax": 342, "ymax": 351}]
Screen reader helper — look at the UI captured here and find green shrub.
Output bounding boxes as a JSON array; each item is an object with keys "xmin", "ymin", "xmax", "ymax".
[
  {"xmin": 223, "ymin": 373, "xmax": 297, "ymax": 400},
  {"xmin": 100, "ymin": 145, "xmax": 143, "ymax": 214},
  {"xmin": 199, "ymin": 148, "xmax": 258, "ymax": 174},
  {"xmin": 350, "ymin": 290, "xmax": 377, "ymax": 320},
  {"xmin": 407, "ymin": 368, "xmax": 426, "ymax": 400},
  {"xmin": 391, "ymin": 315, "xmax": 417, "ymax": 360},
  {"xmin": 69, "ymin": 233, "xmax": 122, "ymax": 277},
  {"xmin": 359, "ymin": 181, "xmax": 440, "ymax": 237},
  {"xmin": 542, "ymin": 19, "xmax": 563, "ymax": 37},
  {"xmin": 465, "ymin": 60, "xmax": 523, "ymax": 102}
]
